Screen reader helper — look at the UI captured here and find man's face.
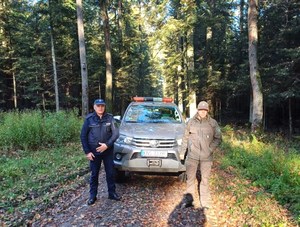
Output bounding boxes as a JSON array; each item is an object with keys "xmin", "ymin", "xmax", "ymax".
[
  {"xmin": 198, "ymin": 109, "xmax": 208, "ymax": 119},
  {"xmin": 94, "ymin": 104, "xmax": 105, "ymax": 115}
]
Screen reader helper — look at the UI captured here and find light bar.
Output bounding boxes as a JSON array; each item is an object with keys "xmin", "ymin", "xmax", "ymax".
[{"xmin": 132, "ymin": 97, "xmax": 173, "ymax": 103}]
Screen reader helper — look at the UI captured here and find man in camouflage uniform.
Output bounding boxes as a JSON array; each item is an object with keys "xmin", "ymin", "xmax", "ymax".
[{"xmin": 180, "ymin": 101, "xmax": 222, "ymax": 210}]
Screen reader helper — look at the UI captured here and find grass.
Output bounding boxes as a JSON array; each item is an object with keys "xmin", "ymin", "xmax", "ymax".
[
  {"xmin": 217, "ymin": 125, "xmax": 300, "ymax": 225},
  {"xmin": 0, "ymin": 143, "xmax": 88, "ymax": 226},
  {"xmin": 0, "ymin": 109, "xmax": 82, "ymax": 150},
  {"xmin": 0, "ymin": 110, "xmax": 88, "ymax": 226}
]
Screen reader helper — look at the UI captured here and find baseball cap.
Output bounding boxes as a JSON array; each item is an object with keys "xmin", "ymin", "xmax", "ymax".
[
  {"xmin": 94, "ymin": 99, "xmax": 106, "ymax": 105},
  {"xmin": 197, "ymin": 101, "xmax": 209, "ymax": 111}
]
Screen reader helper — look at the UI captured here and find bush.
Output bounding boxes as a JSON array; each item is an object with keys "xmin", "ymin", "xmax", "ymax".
[
  {"xmin": 0, "ymin": 109, "xmax": 82, "ymax": 151},
  {"xmin": 42, "ymin": 110, "xmax": 82, "ymax": 146}
]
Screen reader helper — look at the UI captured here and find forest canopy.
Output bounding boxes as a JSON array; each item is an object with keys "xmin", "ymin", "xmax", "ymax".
[{"xmin": 0, "ymin": 0, "xmax": 299, "ymax": 133}]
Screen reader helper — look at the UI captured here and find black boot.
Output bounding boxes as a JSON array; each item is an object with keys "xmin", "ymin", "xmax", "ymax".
[
  {"xmin": 108, "ymin": 192, "xmax": 121, "ymax": 201},
  {"xmin": 87, "ymin": 197, "xmax": 97, "ymax": 205}
]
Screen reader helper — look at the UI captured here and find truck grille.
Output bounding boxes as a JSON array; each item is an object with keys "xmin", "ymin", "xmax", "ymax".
[{"xmin": 131, "ymin": 138, "xmax": 176, "ymax": 148}]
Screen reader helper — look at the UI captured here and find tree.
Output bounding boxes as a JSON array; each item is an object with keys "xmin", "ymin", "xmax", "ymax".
[
  {"xmin": 259, "ymin": 0, "xmax": 300, "ymax": 134},
  {"xmin": 0, "ymin": 0, "xmax": 299, "ymax": 134},
  {"xmin": 76, "ymin": 0, "xmax": 89, "ymax": 117},
  {"xmin": 48, "ymin": 0, "xmax": 60, "ymax": 112},
  {"xmin": 248, "ymin": 0, "xmax": 263, "ymax": 132},
  {"xmin": 100, "ymin": 0, "xmax": 113, "ymax": 113},
  {"xmin": 0, "ymin": 0, "xmax": 20, "ymax": 109}
]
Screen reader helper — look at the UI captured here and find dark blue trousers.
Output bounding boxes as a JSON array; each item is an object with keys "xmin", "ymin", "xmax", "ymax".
[{"xmin": 89, "ymin": 151, "xmax": 116, "ymax": 199}]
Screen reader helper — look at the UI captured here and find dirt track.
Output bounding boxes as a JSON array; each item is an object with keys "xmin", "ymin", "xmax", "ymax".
[
  {"xmin": 30, "ymin": 162, "xmax": 296, "ymax": 227},
  {"xmin": 31, "ymin": 171, "xmax": 207, "ymax": 227}
]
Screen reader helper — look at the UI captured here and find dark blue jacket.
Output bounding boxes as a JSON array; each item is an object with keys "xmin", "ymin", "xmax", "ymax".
[{"xmin": 80, "ymin": 112, "xmax": 119, "ymax": 155}]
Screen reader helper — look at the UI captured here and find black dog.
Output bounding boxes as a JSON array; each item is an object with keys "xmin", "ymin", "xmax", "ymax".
[{"xmin": 180, "ymin": 193, "xmax": 194, "ymax": 208}]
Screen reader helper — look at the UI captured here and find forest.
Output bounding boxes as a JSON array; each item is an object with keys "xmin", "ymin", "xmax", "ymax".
[
  {"xmin": 1, "ymin": 1, "xmax": 300, "ymax": 225},
  {"xmin": 0, "ymin": 0, "xmax": 300, "ymax": 134}
]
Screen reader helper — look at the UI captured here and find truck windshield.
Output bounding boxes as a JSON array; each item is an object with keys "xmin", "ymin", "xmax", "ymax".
[{"xmin": 124, "ymin": 105, "xmax": 182, "ymax": 123}]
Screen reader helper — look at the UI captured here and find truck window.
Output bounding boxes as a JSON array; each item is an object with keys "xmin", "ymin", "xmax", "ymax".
[{"xmin": 124, "ymin": 105, "xmax": 182, "ymax": 123}]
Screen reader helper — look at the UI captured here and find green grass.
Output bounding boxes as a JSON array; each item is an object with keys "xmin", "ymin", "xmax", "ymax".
[
  {"xmin": 219, "ymin": 125, "xmax": 300, "ymax": 224},
  {"xmin": 0, "ymin": 110, "xmax": 88, "ymax": 226},
  {"xmin": 0, "ymin": 143, "xmax": 88, "ymax": 225},
  {"xmin": 0, "ymin": 109, "xmax": 82, "ymax": 150}
]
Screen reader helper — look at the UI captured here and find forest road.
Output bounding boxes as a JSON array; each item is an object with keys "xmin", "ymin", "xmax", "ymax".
[
  {"xmin": 30, "ymin": 162, "xmax": 297, "ymax": 227},
  {"xmin": 31, "ymin": 170, "xmax": 209, "ymax": 227}
]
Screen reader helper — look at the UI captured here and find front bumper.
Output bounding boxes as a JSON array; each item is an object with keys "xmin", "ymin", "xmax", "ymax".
[{"xmin": 113, "ymin": 143, "xmax": 186, "ymax": 173}]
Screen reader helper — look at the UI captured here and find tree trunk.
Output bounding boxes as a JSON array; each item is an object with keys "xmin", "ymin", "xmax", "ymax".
[
  {"xmin": 193, "ymin": 0, "xmax": 202, "ymax": 73},
  {"xmin": 12, "ymin": 71, "xmax": 17, "ymax": 108},
  {"xmin": 193, "ymin": 0, "xmax": 206, "ymax": 112},
  {"xmin": 50, "ymin": 29, "xmax": 59, "ymax": 112},
  {"xmin": 49, "ymin": 0, "xmax": 59, "ymax": 112},
  {"xmin": 76, "ymin": 0, "xmax": 89, "ymax": 117},
  {"xmin": 100, "ymin": 0, "xmax": 113, "ymax": 113},
  {"xmin": 117, "ymin": 0, "xmax": 125, "ymax": 114},
  {"xmin": 4, "ymin": 0, "xmax": 18, "ymax": 109},
  {"xmin": 189, "ymin": 91, "xmax": 197, "ymax": 118},
  {"xmin": 239, "ymin": 0, "xmax": 246, "ymax": 62},
  {"xmin": 248, "ymin": 0, "xmax": 263, "ymax": 132},
  {"xmin": 289, "ymin": 97, "xmax": 292, "ymax": 138}
]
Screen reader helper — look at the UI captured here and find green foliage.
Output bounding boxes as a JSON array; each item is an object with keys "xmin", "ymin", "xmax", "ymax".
[
  {"xmin": 0, "ymin": 109, "xmax": 82, "ymax": 150},
  {"xmin": 0, "ymin": 110, "xmax": 86, "ymax": 226},
  {"xmin": 0, "ymin": 144, "xmax": 88, "ymax": 226},
  {"xmin": 0, "ymin": 111, "xmax": 43, "ymax": 150},
  {"xmin": 42, "ymin": 110, "xmax": 81, "ymax": 145},
  {"xmin": 260, "ymin": 0, "xmax": 300, "ymax": 105},
  {"xmin": 220, "ymin": 129, "xmax": 300, "ymax": 222}
]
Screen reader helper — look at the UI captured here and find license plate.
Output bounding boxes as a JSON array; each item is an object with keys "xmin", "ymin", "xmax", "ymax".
[
  {"xmin": 147, "ymin": 159, "xmax": 162, "ymax": 167},
  {"xmin": 141, "ymin": 150, "xmax": 168, "ymax": 158}
]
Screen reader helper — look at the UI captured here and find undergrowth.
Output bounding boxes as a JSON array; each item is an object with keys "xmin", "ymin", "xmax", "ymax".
[
  {"xmin": 0, "ymin": 143, "xmax": 88, "ymax": 226},
  {"xmin": 219, "ymin": 125, "xmax": 300, "ymax": 224},
  {"xmin": 0, "ymin": 110, "xmax": 87, "ymax": 226},
  {"xmin": 0, "ymin": 109, "xmax": 82, "ymax": 151}
]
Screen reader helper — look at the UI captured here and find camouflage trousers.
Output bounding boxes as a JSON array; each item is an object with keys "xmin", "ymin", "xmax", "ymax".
[{"xmin": 185, "ymin": 158, "xmax": 213, "ymax": 208}]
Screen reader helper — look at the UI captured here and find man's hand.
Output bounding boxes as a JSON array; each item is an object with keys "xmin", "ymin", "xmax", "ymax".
[
  {"xmin": 96, "ymin": 143, "xmax": 108, "ymax": 153},
  {"xmin": 86, "ymin": 152, "xmax": 95, "ymax": 161}
]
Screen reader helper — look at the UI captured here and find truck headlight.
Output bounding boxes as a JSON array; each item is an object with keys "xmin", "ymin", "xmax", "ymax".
[
  {"xmin": 124, "ymin": 137, "xmax": 133, "ymax": 144},
  {"xmin": 117, "ymin": 135, "xmax": 133, "ymax": 145}
]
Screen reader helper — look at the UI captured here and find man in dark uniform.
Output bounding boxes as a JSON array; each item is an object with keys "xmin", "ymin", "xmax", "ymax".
[{"xmin": 80, "ymin": 99, "xmax": 121, "ymax": 205}]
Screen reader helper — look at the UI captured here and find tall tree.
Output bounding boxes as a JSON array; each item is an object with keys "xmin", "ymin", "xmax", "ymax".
[
  {"xmin": 248, "ymin": 0, "xmax": 263, "ymax": 131},
  {"xmin": 0, "ymin": 0, "xmax": 19, "ymax": 109},
  {"xmin": 50, "ymin": 28, "xmax": 59, "ymax": 112},
  {"xmin": 49, "ymin": 0, "xmax": 59, "ymax": 112},
  {"xmin": 100, "ymin": 0, "xmax": 113, "ymax": 112},
  {"xmin": 76, "ymin": 0, "xmax": 89, "ymax": 117}
]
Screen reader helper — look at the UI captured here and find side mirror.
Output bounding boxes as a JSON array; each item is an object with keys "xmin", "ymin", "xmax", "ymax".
[{"xmin": 114, "ymin": 115, "xmax": 121, "ymax": 123}]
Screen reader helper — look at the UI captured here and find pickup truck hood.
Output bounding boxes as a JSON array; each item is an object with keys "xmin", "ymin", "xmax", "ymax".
[{"xmin": 120, "ymin": 123, "xmax": 185, "ymax": 139}]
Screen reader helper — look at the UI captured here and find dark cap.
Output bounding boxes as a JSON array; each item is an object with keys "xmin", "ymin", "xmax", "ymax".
[{"xmin": 94, "ymin": 99, "xmax": 106, "ymax": 105}]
